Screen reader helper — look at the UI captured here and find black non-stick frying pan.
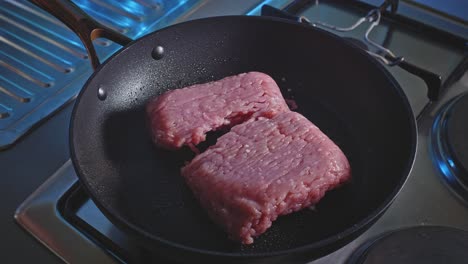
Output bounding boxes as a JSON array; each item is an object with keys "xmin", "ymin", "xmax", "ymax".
[{"xmin": 32, "ymin": 1, "xmax": 417, "ymax": 263}]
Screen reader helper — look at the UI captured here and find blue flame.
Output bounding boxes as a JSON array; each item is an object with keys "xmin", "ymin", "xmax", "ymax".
[
  {"xmin": 436, "ymin": 158, "xmax": 457, "ymax": 185},
  {"xmin": 447, "ymin": 158, "xmax": 456, "ymax": 169},
  {"xmin": 430, "ymin": 95, "xmax": 468, "ymax": 201}
]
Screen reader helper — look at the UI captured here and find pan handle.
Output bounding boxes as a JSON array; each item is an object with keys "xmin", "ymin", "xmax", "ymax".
[{"xmin": 29, "ymin": 0, "xmax": 132, "ymax": 69}]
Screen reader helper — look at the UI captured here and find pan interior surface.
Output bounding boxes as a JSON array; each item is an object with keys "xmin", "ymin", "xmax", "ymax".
[{"xmin": 71, "ymin": 16, "xmax": 415, "ymax": 256}]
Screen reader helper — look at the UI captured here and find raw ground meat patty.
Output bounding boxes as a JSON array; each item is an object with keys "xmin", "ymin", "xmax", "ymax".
[
  {"xmin": 146, "ymin": 72, "xmax": 289, "ymax": 150},
  {"xmin": 181, "ymin": 111, "xmax": 351, "ymax": 244}
]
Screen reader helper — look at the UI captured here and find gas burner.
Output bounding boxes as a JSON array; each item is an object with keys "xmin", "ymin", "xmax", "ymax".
[
  {"xmin": 431, "ymin": 92, "xmax": 468, "ymax": 203},
  {"xmin": 347, "ymin": 226, "xmax": 468, "ymax": 264}
]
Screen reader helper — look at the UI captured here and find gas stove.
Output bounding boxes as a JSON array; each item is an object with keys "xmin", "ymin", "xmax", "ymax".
[{"xmin": 13, "ymin": 0, "xmax": 468, "ymax": 263}]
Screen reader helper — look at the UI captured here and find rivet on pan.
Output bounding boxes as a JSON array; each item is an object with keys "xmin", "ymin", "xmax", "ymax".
[
  {"xmin": 97, "ymin": 87, "xmax": 107, "ymax": 101},
  {"xmin": 151, "ymin": 46, "xmax": 164, "ymax": 60}
]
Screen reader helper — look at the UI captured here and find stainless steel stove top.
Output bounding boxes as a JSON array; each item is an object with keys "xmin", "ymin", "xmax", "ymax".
[{"xmin": 14, "ymin": 0, "xmax": 468, "ymax": 263}]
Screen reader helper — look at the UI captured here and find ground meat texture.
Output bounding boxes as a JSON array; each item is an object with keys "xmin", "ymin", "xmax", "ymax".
[
  {"xmin": 146, "ymin": 72, "xmax": 289, "ymax": 150},
  {"xmin": 181, "ymin": 111, "xmax": 351, "ymax": 244}
]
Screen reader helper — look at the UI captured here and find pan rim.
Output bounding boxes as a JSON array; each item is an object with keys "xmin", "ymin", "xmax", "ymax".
[{"xmin": 69, "ymin": 15, "xmax": 417, "ymax": 259}]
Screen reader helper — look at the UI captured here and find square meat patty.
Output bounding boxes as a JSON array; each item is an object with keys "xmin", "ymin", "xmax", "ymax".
[
  {"xmin": 181, "ymin": 111, "xmax": 351, "ymax": 244},
  {"xmin": 146, "ymin": 72, "xmax": 289, "ymax": 150}
]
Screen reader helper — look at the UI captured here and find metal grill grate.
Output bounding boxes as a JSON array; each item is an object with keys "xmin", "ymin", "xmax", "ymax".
[{"xmin": 0, "ymin": 0, "xmax": 200, "ymax": 148}]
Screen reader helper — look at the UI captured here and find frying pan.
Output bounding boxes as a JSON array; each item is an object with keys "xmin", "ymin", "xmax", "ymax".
[{"xmin": 32, "ymin": 0, "xmax": 417, "ymax": 263}]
